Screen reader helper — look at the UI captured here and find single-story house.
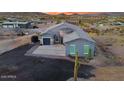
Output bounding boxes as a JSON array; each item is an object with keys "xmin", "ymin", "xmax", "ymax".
[
  {"xmin": 112, "ymin": 22, "xmax": 124, "ymax": 26},
  {"xmin": 2, "ymin": 21, "xmax": 32, "ymax": 28},
  {"xmin": 39, "ymin": 22, "xmax": 96, "ymax": 58}
]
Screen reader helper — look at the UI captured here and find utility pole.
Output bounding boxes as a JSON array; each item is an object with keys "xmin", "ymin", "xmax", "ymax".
[{"xmin": 74, "ymin": 51, "xmax": 80, "ymax": 81}]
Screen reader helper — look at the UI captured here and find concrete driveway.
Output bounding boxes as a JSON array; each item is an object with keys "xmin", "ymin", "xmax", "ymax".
[{"xmin": 32, "ymin": 45, "xmax": 66, "ymax": 57}]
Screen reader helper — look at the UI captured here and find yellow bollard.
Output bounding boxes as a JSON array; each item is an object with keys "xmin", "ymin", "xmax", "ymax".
[{"xmin": 74, "ymin": 51, "xmax": 80, "ymax": 81}]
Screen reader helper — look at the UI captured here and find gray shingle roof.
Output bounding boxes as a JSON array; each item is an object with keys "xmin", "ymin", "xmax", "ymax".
[
  {"xmin": 63, "ymin": 31, "xmax": 95, "ymax": 43},
  {"xmin": 63, "ymin": 32, "xmax": 81, "ymax": 43},
  {"xmin": 41, "ymin": 22, "xmax": 95, "ymax": 43}
]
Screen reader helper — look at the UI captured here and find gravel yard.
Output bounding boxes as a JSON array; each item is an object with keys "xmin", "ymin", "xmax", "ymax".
[{"xmin": 0, "ymin": 44, "xmax": 95, "ymax": 81}]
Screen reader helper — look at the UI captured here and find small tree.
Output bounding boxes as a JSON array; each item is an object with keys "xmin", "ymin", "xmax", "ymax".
[{"xmin": 74, "ymin": 51, "xmax": 80, "ymax": 81}]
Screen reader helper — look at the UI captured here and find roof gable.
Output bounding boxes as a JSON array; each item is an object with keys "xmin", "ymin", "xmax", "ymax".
[{"xmin": 63, "ymin": 31, "xmax": 95, "ymax": 43}]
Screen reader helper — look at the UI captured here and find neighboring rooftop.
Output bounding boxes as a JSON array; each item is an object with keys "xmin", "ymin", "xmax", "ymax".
[{"xmin": 2, "ymin": 21, "xmax": 29, "ymax": 25}]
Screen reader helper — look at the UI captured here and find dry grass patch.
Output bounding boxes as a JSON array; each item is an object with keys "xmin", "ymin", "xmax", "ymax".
[{"xmin": 93, "ymin": 66, "xmax": 124, "ymax": 80}]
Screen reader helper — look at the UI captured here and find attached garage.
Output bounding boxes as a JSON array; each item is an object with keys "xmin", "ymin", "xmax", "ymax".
[
  {"xmin": 43, "ymin": 37, "xmax": 51, "ymax": 45},
  {"xmin": 39, "ymin": 32, "xmax": 53, "ymax": 45}
]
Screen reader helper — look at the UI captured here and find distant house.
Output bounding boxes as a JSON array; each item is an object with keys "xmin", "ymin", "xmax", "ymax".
[
  {"xmin": 39, "ymin": 22, "xmax": 96, "ymax": 57},
  {"xmin": 112, "ymin": 22, "xmax": 124, "ymax": 26},
  {"xmin": 6, "ymin": 17, "xmax": 17, "ymax": 22},
  {"xmin": 2, "ymin": 21, "xmax": 32, "ymax": 29}
]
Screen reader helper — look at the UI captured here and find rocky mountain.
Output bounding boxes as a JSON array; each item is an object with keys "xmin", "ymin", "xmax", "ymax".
[
  {"xmin": 74, "ymin": 12, "xmax": 124, "ymax": 16},
  {"xmin": 0, "ymin": 12, "xmax": 48, "ymax": 17},
  {"xmin": 47, "ymin": 12, "xmax": 124, "ymax": 16}
]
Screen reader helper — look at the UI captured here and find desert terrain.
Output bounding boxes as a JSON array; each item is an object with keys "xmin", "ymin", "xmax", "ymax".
[{"xmin": 0, "ymin": 12, "xmax": 124, "ymax": 80}]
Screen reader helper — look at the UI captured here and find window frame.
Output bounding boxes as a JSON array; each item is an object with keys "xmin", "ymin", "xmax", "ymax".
[
  {"xmin": 83, "ymin": 44, "xmax": 90, "ymax": 55},
  {"xmin": 69, "ymin": 44, "xmax": 76, "ymax": 55}
]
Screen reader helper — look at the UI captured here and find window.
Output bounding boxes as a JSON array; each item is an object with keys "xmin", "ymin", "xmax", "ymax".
[
  {"xmin": 69, "ymin": 44, "xmax": 76, "ymax": 55},
  {"xmin": 83, "ymin": 45, "xmax": 90, "ymax": 55}
]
